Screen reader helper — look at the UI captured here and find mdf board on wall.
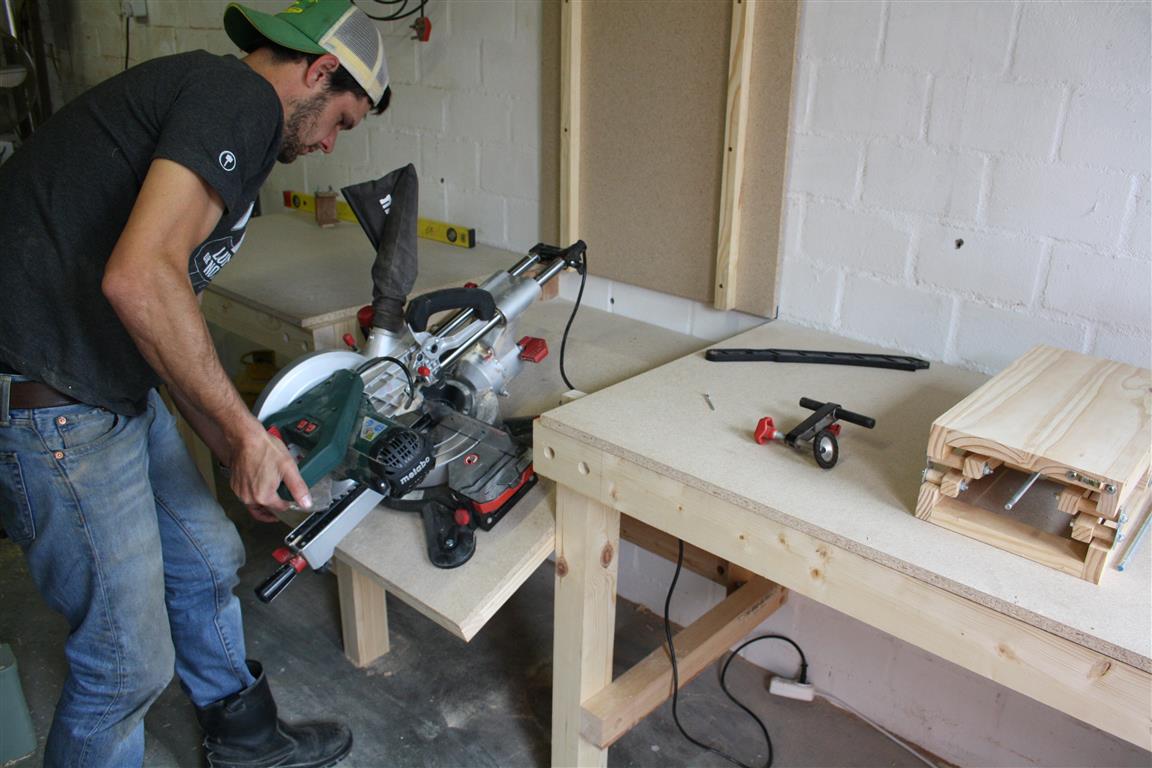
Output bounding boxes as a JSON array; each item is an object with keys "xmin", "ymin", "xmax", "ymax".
[{"xmin": 562, "ymin": 0, "xmax": 797, "ymax": 317}]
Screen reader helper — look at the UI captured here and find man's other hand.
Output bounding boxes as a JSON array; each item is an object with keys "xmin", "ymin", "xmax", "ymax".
[{"xmin": 230, "ymin": 427, "xmax": 313, "ymax": 522}]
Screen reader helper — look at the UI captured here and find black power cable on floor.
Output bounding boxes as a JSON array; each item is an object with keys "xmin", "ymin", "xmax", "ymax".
[
  {"xmin": 557, "ymin": 249, "xmax": 587, "ymax": 392},
  {"xmin": 663, "ymin": 539, "xmax": 809, "ymax": 768}
]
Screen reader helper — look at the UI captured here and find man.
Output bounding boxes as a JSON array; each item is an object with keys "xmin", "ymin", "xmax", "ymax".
[{"xmin": 0, "ymin": 1, "xmax": 390, "ymax": 766}]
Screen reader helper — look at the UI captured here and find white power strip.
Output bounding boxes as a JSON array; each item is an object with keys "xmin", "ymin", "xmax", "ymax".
[{"xmin": 768, "ymin": 676, "xmax": 815, "ymax": 702}]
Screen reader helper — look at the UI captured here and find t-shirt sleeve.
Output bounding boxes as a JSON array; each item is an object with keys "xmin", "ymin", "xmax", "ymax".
[{"xmin": 153, "ymin": 73, "xmax": 281, "ymax": 214}]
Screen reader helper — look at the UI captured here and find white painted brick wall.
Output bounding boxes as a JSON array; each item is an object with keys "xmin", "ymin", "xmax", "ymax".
[
  {"xmin": 1060, "ymin": 90, "xmax": 1152, "ymax": 171},
  {"xmin": 782, "ymin": 0, "xmax": 1151, "ymax": 376},
  {"xmin": 799, "ymin": 0, "xmax": 884, "ymax": 65},
  {"xmin": 1044, "ymin": 245, "xmax": 1152, "ymax": 328},
  {"xmin": 809, "ymin": 65, "xmax": 927, "ymax": 139},
  {"xmin": 861, "ymin": 141, "xmax": 983, "ymax": 218},
  {"xmin": 801, "ymin": 200, "xmax": 910, "ymax": 277},
  {"xmin": 928, "ymin": 77, "xmax": 1064, "ymax": 158},
  {"xmin": 1126, "ymin": 181, "xmax": 1151, "ymax": 260},
  {"xmin": 883, "ymin": 1, "xmax": 1015, "ymax": 76},
  {"xmin": 954, "ymin": 301, "xmax": 1086, "ymax": 371},
  {"xmin": 1012, "ymin": 1, "xmax": 1151, "ymax": 86},
  {"xmin": 839, "ymin": 274, "xmax": 952, "ymax": 357},
  {"xmin": 787, "ymin": 133, "xmax": 859, "ymax": 200},
  {"xmin": 915, "ymin": 224, "xmax": 1044, "ymax": 307}
]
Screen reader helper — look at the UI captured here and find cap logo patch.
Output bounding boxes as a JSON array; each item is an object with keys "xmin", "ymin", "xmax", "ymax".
[
  {"xmin": 219, "ymin": 150, "xmax": 237, "ymax": 172},
  {"xmin": 379, "ymin": 194, "xmax": 392, "ymax": 214}
]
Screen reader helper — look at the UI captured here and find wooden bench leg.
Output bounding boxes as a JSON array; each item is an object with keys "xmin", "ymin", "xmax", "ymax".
[
  {"xmin": 334, "ymin": 556, "xmax": 390, "ymax": 667},
  {"xmin": 552, "ymin": 484, "xmax": 620, "ymax": 768}
]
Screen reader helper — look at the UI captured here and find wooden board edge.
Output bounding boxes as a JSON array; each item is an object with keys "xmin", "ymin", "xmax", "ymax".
[
  {"xmin": 713, "ymin": 0, "xmax": 755, "ymax": 310},
  {"xmin": 560, "ymin": 0, "xmax": 582, "ymax": 245}
]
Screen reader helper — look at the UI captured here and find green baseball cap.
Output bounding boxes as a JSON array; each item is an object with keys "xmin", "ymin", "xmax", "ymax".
[{"xmin": 224, "ymin": 0, "xmax": 389, "ymax": 104}]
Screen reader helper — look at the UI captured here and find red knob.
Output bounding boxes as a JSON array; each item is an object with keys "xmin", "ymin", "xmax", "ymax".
[
  {"xmin": 342, "ymin": 333, "xmax": 358, "ymax": 350},
  {"xmin": 454, "ymin": 508, "xmax": 471, "ymax": 527},
  {"xmin": 754, "ymin": 417, "xmax": 777, "ymax": 444},
  {"xmin": 518, "ymin": 336, "xmax": 549, "ymax": 363},
  {"xmin": 357, "ymin": 305, "xmax": 374, "ymax": 330},
  {"xmin": 417, "ymin": 365, "xmax": 431, "ymax": 378}
]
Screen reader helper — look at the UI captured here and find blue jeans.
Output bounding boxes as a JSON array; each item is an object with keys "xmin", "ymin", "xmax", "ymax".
[{"xmin": 0, "ymin": 389, "xmax": 255, "ymax": 766}]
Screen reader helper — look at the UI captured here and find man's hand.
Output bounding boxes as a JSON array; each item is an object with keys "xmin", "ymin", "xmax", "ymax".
[{"xmin": 229, "ymin": 425, "xmax": 313, "ymax": 522}]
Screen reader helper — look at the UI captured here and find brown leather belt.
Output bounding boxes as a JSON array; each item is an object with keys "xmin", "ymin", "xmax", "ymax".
[{"xmin": 7, "ymin": 380, "xmax": 80, "ymax": 409}]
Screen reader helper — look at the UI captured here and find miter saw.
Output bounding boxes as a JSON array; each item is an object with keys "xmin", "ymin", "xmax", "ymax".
[{"xmin": 252, "ymin": 164, "xmax": 586, "ymax": 602}]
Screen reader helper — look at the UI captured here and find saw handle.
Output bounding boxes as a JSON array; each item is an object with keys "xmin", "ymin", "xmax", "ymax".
[
  {"xmin": 255, "ymin": 563, "xmax": 297, "ymax": 603},
  {"xmin": 255, "ymin": 548, "xmax": 308, "ymax": 603},
  {"xmin": 405, "ymin": 287, "xmax": 497, "ymax": 333}
]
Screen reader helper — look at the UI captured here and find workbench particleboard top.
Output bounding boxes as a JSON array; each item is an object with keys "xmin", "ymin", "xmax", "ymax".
[
  {"xmin": 209, "ymin": 212, "xmax": 520, "ymax": 329},
  {"xmin": 538, "ymin": 322, "xmax": 1152, "ymax": 669}
]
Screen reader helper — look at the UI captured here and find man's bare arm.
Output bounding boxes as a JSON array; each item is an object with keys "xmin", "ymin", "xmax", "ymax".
[{"xmin": 102, "ymin": 158, "xmax": 310, "ymax": 518}]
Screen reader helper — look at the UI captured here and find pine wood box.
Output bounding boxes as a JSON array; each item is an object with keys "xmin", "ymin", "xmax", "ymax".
[{"xmin": 916, "ymin": 346, "xmax": 1152, "ymax": 583}]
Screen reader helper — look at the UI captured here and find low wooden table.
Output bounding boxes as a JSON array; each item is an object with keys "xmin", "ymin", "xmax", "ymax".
[
  {"xmin": 198, "ymin": 213, "xmax": 708, "ymax": 663},
  {"xmin": 533, "ymin": 321, "xmax": 1152, "ymax": 765}
]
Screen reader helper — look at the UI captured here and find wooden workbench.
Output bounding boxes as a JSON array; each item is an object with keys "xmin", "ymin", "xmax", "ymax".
[
  {"xmin": 533, "ymin": 321, "xmax": 1152, "ymax": 765},
  {"xmin": 199, "ymin": 212, "xmax": 708, "ymax": 664}
]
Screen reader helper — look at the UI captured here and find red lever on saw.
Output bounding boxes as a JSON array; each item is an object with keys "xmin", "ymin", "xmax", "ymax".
[
  {"xmin": 754, "ymin": 417, "xmax": 777, "ymax": 444},
  {"xmin": 357, "ymin": 305, "xmax": 374, "ymax": 339},
  {"xmin": 272, "ymin": 547, "xmax": 308, "ymax": 573},
  {"xmin": 518, "ymin": 336, "xmax": 548, "ymax": 363}
]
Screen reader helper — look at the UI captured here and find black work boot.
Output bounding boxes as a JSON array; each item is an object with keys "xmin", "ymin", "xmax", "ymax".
[{"xmin": 195, "ymin": 661, "xmax": 353, "ymax": 768}]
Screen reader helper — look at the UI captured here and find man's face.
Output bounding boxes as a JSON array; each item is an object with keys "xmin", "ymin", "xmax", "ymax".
[{"xmin": 278, "ymin": 89, "xmax": 371, "ymax": 164}]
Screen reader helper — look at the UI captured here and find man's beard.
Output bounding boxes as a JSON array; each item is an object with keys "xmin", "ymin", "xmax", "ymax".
[{"xmin": 278, "ymin": 92, "xmax": 329, "ymax": 163}]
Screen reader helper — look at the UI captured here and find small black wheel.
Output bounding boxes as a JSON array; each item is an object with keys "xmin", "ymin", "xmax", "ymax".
[{"xmin": 813, "ymin": 429, "xmax": 839, "ymax": 469}]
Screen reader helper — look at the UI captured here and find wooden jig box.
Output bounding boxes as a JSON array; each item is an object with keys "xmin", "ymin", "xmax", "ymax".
[{"xmin": 916, "ymin": 346, "xmax": 1151, "ymax": 583}]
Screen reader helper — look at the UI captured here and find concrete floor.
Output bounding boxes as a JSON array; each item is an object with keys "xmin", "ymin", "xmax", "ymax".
[{"xmin": 1, "ymin": 499, "xmax": 933, "ymax": 768}]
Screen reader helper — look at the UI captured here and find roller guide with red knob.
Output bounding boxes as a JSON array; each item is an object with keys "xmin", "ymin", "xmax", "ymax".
[{"xmin": 753, "ymin": 397, "xmax": 875, "ymax": 470}]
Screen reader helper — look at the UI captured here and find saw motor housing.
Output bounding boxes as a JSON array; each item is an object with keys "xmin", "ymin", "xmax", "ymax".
[{"xmin": 262, "ymin": 368, "xmax": 434, "ymax": 498}]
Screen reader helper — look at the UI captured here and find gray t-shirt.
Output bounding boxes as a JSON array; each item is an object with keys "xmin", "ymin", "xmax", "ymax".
[{"xmin": 0, "ymin": 51, "xmax": 283, "ymax": 414}]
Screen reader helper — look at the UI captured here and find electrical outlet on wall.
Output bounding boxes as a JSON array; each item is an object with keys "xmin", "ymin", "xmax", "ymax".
[{"xmin": 121, "ymin": 0, "xmax": 148, "ymax": 18}]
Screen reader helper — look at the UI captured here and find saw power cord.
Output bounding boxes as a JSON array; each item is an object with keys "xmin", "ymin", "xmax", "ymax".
[
  {"xmin": 558, "ymin": 250, "xmax": 587, "ymax": 391},
  {"xmin": 664, "ymin": 539, "xmax": 806, "ymax": 768},
  {"xmin": 664, "ymin": 539, "xmax": 939, "ymax": 768},
  {"xmin": 360, "ymin": 0, "xmax": 427, "ymax": 22}
]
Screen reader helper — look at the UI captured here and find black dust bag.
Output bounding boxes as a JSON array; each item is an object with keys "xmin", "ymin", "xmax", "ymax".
[{"xmin": 341, "ymin": 164, "xmax": 419, "ymax": 332}]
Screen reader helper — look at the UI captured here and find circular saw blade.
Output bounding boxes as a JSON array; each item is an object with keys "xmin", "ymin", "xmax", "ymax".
[{"xmin": 253, "ymin": 350, "xmax": 367, "ymax": 421}]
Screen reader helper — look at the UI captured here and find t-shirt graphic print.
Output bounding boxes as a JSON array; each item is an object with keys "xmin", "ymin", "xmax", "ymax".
[{"xmin": 188, "ymin": 201, "xmax": 253, "ymax": 292}]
